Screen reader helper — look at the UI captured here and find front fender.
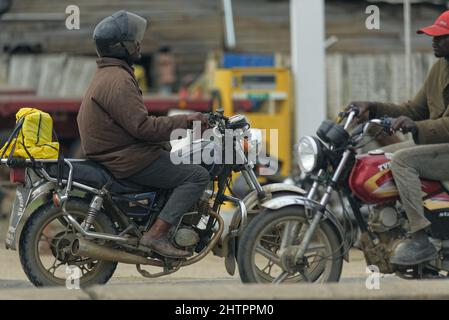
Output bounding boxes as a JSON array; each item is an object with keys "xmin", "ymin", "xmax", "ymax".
[
  {"xmin": 242, "ymin": 183, "xmax": 307, "ymax": 213},
  {"xmin": 223, "ymin": 183, "xmax": 307, "ymax": 239},
  {"xmin": 261, "ymin": 195, "xmax": 350, "ymax": 261}
]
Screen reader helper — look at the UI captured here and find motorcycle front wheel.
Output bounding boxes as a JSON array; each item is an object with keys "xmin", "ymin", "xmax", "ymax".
[
  {"xmin": 19, "ymin": 199, "xmax": 118, "ymax": 287},
  {"xmin": 237, "ymin": 207, "xmax": 343, "ymax": 283}
]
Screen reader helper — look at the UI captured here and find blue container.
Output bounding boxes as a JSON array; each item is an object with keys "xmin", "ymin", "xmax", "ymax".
[{"xmin": 223, "ymin": 53, "xmax": 274, "ymax": 68}]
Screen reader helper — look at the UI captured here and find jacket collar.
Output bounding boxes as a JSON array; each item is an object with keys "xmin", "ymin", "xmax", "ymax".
[{"xmin": 96, "ymin": 57, "xmax": 135, "ymax": 78}]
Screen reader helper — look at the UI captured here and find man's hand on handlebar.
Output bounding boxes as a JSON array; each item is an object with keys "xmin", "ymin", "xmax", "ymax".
[
  {"xmin": 344, "ymin": 101, "xmax": 376, "ymax": 124},
  {"xmin": 186, "ymin": 113, "xmax": 209, "ymax": 132},
  {"xmin": 391, "ymin": 116, "xmax": 418, "ymax": 135}
]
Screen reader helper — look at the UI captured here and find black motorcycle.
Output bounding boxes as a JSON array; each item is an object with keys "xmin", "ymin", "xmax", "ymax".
[{"xmin": 3, "ymin": 109, "xmax": 305, "ymax": 287}]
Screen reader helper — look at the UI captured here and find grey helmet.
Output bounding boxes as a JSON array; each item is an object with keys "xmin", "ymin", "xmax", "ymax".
[{"xmin": 93, "ymin": 10, "xmax": 147, "ymax": 59}]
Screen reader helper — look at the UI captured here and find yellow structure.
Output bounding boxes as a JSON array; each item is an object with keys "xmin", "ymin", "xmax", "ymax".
[
  {"xmin": 213, "ymin": 67, "xmax": 293, "ymax": 176},
  {"xmin": 134, "ymin": 65, "xmax": 148, "ymax": 93}
]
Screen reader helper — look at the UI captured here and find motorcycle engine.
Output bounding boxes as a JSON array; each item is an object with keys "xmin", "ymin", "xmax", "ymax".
[
  {"xmin": 174, "ymin": 227, "xmax": 201, "ymax": 247},
  {"xmin": 362, "ymin": 204, "xmax": 407, "ymax": 273},
  {"xmin": 173, "ymin": 189, "xmax": 213, "ymax": 248},
  {"xmin": 368, "ymin": 204, "xmax": 402, "ymax": 233}
]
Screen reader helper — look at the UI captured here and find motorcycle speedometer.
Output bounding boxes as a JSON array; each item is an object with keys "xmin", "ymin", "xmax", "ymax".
[{"xmin": 316, "ymin": 120, "xmax": 349, "ymax": 147}]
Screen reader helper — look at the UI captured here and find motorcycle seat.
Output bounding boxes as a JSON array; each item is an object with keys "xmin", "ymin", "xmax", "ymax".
[{"xmin": 45, "ymin": 160, "xmax": 157, "ymax": 194}]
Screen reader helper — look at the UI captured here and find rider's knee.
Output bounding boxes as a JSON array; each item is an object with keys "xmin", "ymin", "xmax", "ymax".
[
  {"xmin": 193, "ymin": 165, "xmax": 210, "ymax": 186},
  {"xmin": 391, "ymin": 149, "xmax": 412, "ymax": 172}
]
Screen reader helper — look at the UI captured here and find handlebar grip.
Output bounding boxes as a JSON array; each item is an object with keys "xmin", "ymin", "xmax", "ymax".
[
  {"xmin": 379, "ymin": 117, "xmax": 395, "ymax": 134},
  {"xmin": 338, "ymin": 105, "xmax": 360, "ymax": 122},
  {"xmin": 381, "ymin": 117, "xmax": 393, "ymax": 127},
  {"xmin": 347, "ymin": 105, "xmax": 360, "ymax": 116}
]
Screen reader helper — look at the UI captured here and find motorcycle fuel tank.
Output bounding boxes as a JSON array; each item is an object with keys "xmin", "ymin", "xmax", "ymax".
[{"xmin": 348, "ymin": 152, "xmax": 441, "ymax": 204}]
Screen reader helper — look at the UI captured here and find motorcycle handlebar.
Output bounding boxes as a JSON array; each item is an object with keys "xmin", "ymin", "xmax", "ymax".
[
  {"xmin": 207, "ymin": 108, "xmax": 229, "ymax": 130},
  {"xmin": 371, "ymin": 117, "xmax": 393, "ymax": 128},
  {"xmin": 338, "ymin": 105, "xmax": 360, "ymax": 121},
  {"xmin": 365, "ymin": 117, "xmax": 395, "ymax": 135}
]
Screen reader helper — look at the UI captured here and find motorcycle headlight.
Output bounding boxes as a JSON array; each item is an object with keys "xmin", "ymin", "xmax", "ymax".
[{"xmin": 297, "ymin": 136, "xmax": 323, "ymax": 173}]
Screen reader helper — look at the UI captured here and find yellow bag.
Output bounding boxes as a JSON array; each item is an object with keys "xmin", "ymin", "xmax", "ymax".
[{"xmin": 0, "ymin": 108, "xmax": 60, "ymax": 160}]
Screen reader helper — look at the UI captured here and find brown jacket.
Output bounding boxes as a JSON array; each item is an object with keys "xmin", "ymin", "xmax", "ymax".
[
  {"xmin": 77, "ymin": 57, "xmax": 189, "ymax": 179},
  {"xmin": 373, "ymin": 58, "xmax": 449, "ymax": 145}
]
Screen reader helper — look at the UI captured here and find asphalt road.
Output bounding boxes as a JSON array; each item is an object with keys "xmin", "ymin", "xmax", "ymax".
[
  {"xmin": 3, "ymin": 245, "xmax": 449, "ymax": 300},
  {"xmin": 3, "ymin": 217, "xmax": 448, "ymax": 299},
  {"xmin": 0, "ymin": 245, "xmax": 398, "ymax": 289},
  {"xmin": 0, "ymin": 208, "xmax": 398, "ymax": 291}
]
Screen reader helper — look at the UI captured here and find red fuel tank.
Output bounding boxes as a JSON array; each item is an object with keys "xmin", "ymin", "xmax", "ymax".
[{"xmin": 348, "ymin": 152, "xmax": 442, "ymax": 204}]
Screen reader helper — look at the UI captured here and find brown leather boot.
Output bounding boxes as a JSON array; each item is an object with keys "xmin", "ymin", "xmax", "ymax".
[{"xmin": 139, "ymin": 218, "xmax": 190, "ymax": 258}]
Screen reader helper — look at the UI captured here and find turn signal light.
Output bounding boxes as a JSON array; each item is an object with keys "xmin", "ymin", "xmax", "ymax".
[
  {"xmin": 52, "ymin": 192, "xmax": 61, "ymax": 207},
  {"xmin": 242, "ymin": 138, "xmax": 249, "ymax": 153}
]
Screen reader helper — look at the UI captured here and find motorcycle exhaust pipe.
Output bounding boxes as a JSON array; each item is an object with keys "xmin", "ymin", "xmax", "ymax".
[{"xmin": 71, "ymin": 238, "xmax": 161, "ymax": 266}]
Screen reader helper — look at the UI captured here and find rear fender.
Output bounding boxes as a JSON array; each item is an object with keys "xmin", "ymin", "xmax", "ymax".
[
  {"xmin": 5, "ymin": 181, "xmax": 55, "ymax": 250},
  {"xmin": 5, "ymin": 181, "xmax": 131, "ymax": 251}
]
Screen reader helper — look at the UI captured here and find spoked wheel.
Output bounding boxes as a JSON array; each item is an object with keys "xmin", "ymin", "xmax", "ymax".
[
  {"xmin": 19, "ymin": 199, "xmax": 118, "ymax": 287},
  {"xmin": 238, "ymin": 207, "xmax": 343, "ymax": 284},
  {"xmin": 235, "ymin": 191, "xmax": 301, "ymax": 258}
]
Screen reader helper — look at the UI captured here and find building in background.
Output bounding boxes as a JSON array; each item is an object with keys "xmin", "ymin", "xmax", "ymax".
[{"xmin": 0, "ymin": 0, "xmax": 447, "ymax": 115}]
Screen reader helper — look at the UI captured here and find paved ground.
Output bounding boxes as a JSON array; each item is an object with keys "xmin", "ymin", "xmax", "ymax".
[
  {"xmin": 2, "ymin": 245, "xmax": 449, "ymax": 299},
  {"xmin": 0, "ymin": 246, "xmax": 374, "ymax": 287},
  {"xmin": 1, "ymin": 218, "xmax": 449, "ymax": 299},
  {"xmin": 0, "ymin": 245, "xmax": 425, "ymax": 299},
  {"xmin": 0, "ymin": 209, "xmax": 385, "ymax": 289}
]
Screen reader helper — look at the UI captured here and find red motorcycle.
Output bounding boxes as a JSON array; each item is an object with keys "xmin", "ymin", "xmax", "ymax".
[{"xmin": 237, "ymin": 108, "xmax": 449, "ymax": 283}]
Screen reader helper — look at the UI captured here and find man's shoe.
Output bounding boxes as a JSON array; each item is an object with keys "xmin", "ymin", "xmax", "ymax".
[
  {"xmin": 140, "ymin": 233, "xmax": 191, "ymax": 259},
  {"xmin": 390, "ymin": 230, "xmax": 437, "ymax": 266}
]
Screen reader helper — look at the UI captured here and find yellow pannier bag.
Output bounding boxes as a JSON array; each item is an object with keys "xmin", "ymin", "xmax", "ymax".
[{"xmin": 0, "ymin": 108, "xmax": 60, "ymax": 160}]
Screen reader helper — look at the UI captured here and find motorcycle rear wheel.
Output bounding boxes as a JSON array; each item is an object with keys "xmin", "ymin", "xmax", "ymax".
[
  {"xmin": 19, "ymin": 199, "xmax": 118, "ymax": 287},
  {"xmin": 238, "ymin": 207, "xmax": 343, "ymax": 283}
]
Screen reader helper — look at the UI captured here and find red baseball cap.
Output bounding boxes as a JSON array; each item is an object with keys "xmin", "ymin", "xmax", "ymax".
[{"xmin": 418, "ymin": 11, "xmax": 449, "ymax": 36}]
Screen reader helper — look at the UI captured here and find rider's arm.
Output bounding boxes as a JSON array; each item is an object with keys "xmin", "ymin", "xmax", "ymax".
[
  {"xmin": 414, "ymin": 117, "xmax": 449, "ymax": 145},
  {"xmin": 104, "ymin": 76, "xmax": 189, "ymax": 142},
  {"xmin": 371, "ymin": 85, "xmax": 429, "ymax": 121},
  {"xmin": 369, "ymin": 60, "xmax": 444, "ymax": 121}
]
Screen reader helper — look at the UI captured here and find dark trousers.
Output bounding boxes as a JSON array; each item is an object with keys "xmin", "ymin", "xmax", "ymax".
[{"xmin": 126, "ymin": 151, "xmax": 210, "ymax": 225}]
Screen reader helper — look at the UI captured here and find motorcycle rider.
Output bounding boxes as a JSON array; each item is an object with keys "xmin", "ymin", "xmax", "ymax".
[
  {"xmin": 77, "ymin": 11, "xmax": 210, "ymax": 258},
  {"xmin": 347, "ymin": 11, "xmax": 449, "ymax": 266}
]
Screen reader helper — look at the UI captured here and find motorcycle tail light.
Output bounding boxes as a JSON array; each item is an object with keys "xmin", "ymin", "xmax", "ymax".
[{"xmin": 10, "ymin": 168, "xmax": 26, "ymax": 184}]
